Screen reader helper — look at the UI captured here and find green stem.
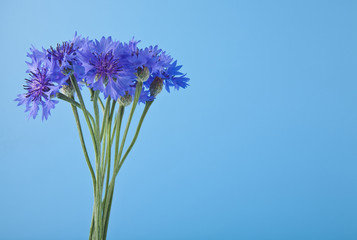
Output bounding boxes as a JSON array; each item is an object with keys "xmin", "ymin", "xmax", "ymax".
[
  {"xmin": 114, "ymin": 82, "xmax": 143, "ymax": 174},
  {"xmin": 70, "ymin": 104, "xmax": 96, "ymax": 192},
  {"xmin": 100, "ymin": 127, "xmax": 107, "ymax": 178},
  {"xmin": 57, "ymin": 93, "xmax": 96, "ymax": 126},
  {"xmin": 93, "ymin": 91, "xmax": 101, "ymax": 150},
  {"xmin": 70, "ymin": 76, "xmax": 99, "ymax": 156},
  {"xmin": 101, "ymin": 105, "xmax": 113, "ymax": 188},
  {"xmin": 101, "ymin": 105, "xmax": 124, "ymax": 239},
  {"xmin": 70, "ymin": 75, "xmax": 102, "ymax": 240},
  {"xmin": 102, "ymin": 84, "xmax": 145, "ymax": 239},
  {"xmin": 93, "ymin": 91, "xmax": 104, "ymax": 240},
  {"xmin": 118, "ymin": 101, "xmax": 153, "ymax": 169},
  {"xmin": 102, "ymin": 100, "xmax": 153, "ymax": 240},
  {"xmin": 57, "ymin": 92, "xmax": 80, "ymax": 108},
  {"xmin": 102, "ymin": 100, "xmax": 116, "ymax": 186},
  {"xmin": 100, "ymin": 98, "xmax": 111, "ymax": 142},
  {"xmin": 69, "ymin": 100, "xmax": 97, "ymax": 240},
  {"xmin": 111, "ymin": 120, "xmax": 117, "ymax": 143},
  {"xmin": 98, "ymin": 97, "xmax": 105, "ymax": 112},
  {"xmin": 102, "ymin": 188, "xmax": 114, "ymax": 240},
  {"xmin": 108, "ymin": 100, "xmax": 117, "ymax": 148},
  {"xmin": 89, "ymin": 206, "xmax": 95, "ymax": 240}
]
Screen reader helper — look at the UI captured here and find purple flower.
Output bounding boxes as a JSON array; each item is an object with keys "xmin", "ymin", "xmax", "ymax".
[
  {"xmin": 17, "ymin": 34, "xmax": 190, "ymax": 120},
  {"xmin": 125, "ymin": 43, "xmax": 172, "ymax": 75},
  {"xmin": 162, "ymin": 60, "xmax": 190, "ymax": 92},
  {"xmin": 47, "ymin": 32, "xmax": 85, "ymax": 79},
  {"xmin": 120, "ymin": 41, "xmax": 189, "ymax": 96},
  {"xmin": 78, "ymin": 37, "xmax": 133, "ymax": 100},
  {"xmin": 16, "ymin": 47, "xmax": 66, "ymax": 120},
  {"xmin": 145, "ymin": 60, "xmax": 189, "ymax": 94}
]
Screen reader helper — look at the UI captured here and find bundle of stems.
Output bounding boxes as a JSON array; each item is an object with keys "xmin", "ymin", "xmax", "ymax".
[{"xmin": 58, "ymin": 75, "xmax": 153, "ymax": 240}]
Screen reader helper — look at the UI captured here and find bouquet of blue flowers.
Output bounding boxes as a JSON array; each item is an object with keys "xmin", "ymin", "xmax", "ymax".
[{"xmin": 16, "ymin": 33, "xmax": 189, "ymax": 240}]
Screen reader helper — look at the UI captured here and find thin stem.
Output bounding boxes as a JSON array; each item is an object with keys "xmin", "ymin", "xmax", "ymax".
[
  {"xmin": 57, "ymin": 92, "xmax": 81, "ymax": 108},
  {"xmin": 118, "ymin": 101, "xmax": 153, "ymax": 169},
  {"xmin": 102, "ymin": 101, "xmax": 116, "ymax": 186},
  {"xmin": 93, "ymin": 91, "xmax": 104, "ymax": 240},
  {"xmin": 70, "ymin": 101, "xmax": 97, "ymax": 240},
  {"xmin": 101, "ymin": 105, "xmax": 124, "ymax": 239},
  {"xmin": 102, "ymin": 83, "xmax": 143, "ymax": 239},
  {"xmin": 70, "ymin": 104, "xmax": 96, "ymax": 192},
  {"xmin": 57, "ymin": 93, "xmax": 96, "ymax": 126},
  {"xmin": 70, "ymin": 75, "xmax": 101, "ymax": 240},
  {"xmin": 100, "ymin": 98, "xmax": 111, "ymax": 142},
  {"xmin": 101, "ymin": 103, "xmax": 113, "ymax": 188},
  {"xmin": 70, "ymin": 75, "xmax": 99, "ymax": 156},
  {"xmin": 102, "ymin": 100, "xmax": 153, "ymax": 240},
  {"xmin": 100, "ymin": 126, "xmax": 107, "ymax": 177},
  {"xmin": 89, "ymin": 206, "xmax": 95, "ymax": 240},
  {"xmin": 98, "ymin": 97, "xmax": 105, "ymax": 112},
  {"xmin": 114, "ymin": 82, "xmax": 143, "ymax": 174},
  {"xmin": 101, "ymin": 128, "xmax": 110, "ymax": 187},
  {"xmin": 113, "ymin": 105, "xmax": 125, "ymax": 175},
  {"xmin": 108, "ymin": 100, "xmax": 117, "ymax": 147},
  {"xmin": 111, "ymin": 119, "xmax": 117, "ymax": 143},
  {"xmin": 102, "ymin": 188, "xmax": 114, "ymax": 240},
  {"xmin": 93, "ymin": 91, "xmax": 101, "ymax": 151}
]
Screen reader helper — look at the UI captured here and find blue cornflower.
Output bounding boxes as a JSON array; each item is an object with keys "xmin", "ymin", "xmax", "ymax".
[
  {"xmin": 125, "ymin": 43, "xmax": 172, "ymax": 75},
  {"xmin": 119, "ymin": 41, "xmax": 189, "ymax": 96},
  {"xmin": 16, "ymin": 47, "xmax": 66, "ymax": 120},
  {"xmin": 78, "ymin": 37, "xmax": 133, "ymax": 100},
  {"xmin": 47, "ymin": 33, "xmax": 85, "ymax": 79},
  {"xmin": 120, "ymin": 41, "xmax": 188, "ymax": 99},
  {"xmin": 145, "ymin": 60, "xmax": 189, "ymax": 94},
  {"xmin": 162, "ymin": 60, "xmax": 190, "ymax": 91},
  {"xmin": 17, "ymin": 35, "xmax": 190, "ymax": 120}
]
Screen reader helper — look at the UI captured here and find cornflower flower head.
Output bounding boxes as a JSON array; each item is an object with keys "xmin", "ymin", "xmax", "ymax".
[
  {"xmin": 16, "ymin": 47, "xmax": 66, "ymax": 120},
  {"xmin": 78, "ymin": 37, "xmax": 133, "ymax": 100},
  {"xmin": 47, "ymin": 33, "xmax": 85, "ymax": 79},
  {"xmin": 16, "ymin": 34, "xmax": 190, "ymax": 120},
  {"xmin": 145, "ymin": 60, "xmax": 189, "ymax": 95},
  {"xmin": 125, "ymin": 43, "xmax": 172, "ymax": 75}
]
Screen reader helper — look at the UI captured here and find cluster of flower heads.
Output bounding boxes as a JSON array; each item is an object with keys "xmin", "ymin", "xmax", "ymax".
[{"xmin": 16, "ymin": 33, "xmax": 189, "ymax": 120}]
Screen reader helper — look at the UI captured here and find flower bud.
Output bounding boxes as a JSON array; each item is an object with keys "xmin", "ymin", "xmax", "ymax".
[
  {"xmin": 62, "ymin": 68, "xmax": 73, "ymax": 76},
  {"xmin": 60, "ymin": 80, "xmax": 75, "ymax": 98},
  {"xmin": 117, "ymin": 92, "xmax": 133, "ymax": 107},
  {"xmin": 150, "ymin": 77, "xmax": 163, "ymax": 97},
  {"xmin": 135, "ymin": 67, "xmax": 150, "ymax": 82}
]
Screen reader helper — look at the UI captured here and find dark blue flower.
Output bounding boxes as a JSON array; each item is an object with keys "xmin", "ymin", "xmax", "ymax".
[
  {"xmin": 162, "ymin": 60, "xmax": 190, "ymax": 92},
  {"xmin": 145, "ymin": 60, "xmax": 189, "ymax": 94},
  {"xmin": 120, "ymin": 41, "xmax": 189, "ymax": 95},
  {"xmin": 125, "ymin": 44, "xmax": 172, "ymax": 75},
  {"xmin": 47, "ymin": 32, "xmax": 85, "ymax": 79},
  {"xmin": 16, "ymin": 47, "xmax": 65, "ymax": 120},
  {"xmin": 17, "ymin": 34, "xmax": 190, "ymax": 120},
  {"xmin": 78, "ymin": 37, "xmax": 133, "ymax": 100}
]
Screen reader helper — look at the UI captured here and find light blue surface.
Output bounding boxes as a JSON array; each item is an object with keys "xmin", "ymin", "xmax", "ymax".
[{"xmin": 1, "ymin": 0, "xmax": 357, "ymax": 239}]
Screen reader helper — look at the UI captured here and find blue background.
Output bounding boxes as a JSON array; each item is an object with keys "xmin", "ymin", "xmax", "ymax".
[{"xmin": 1, "ymin": 0, "xmax": 357, "ymax": 239}]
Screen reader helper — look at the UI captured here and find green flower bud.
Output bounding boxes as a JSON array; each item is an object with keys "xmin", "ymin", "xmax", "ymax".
[
  {"xmin": 135, "ymin": 66, "xmax": 150, "ymax": 82},
  {"xmin": 60, "ymin": 80, "xmax": 75, "ymax": 98},
  {"xmin": 117, "ymin": 92, "xmax": 133, "ymax": 107},
  {"xmin": 150, "ymin": 77, "xmax": 163, "ymax": 97},
  {"xmin": 62, "ymin": 68, "xmax": 73, "ymax": 76}
]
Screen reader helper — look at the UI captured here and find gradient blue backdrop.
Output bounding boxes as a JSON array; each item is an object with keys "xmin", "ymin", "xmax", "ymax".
[{"xmin": 1, "ymin": 0, "xmax": 356, "ymax": 239}]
